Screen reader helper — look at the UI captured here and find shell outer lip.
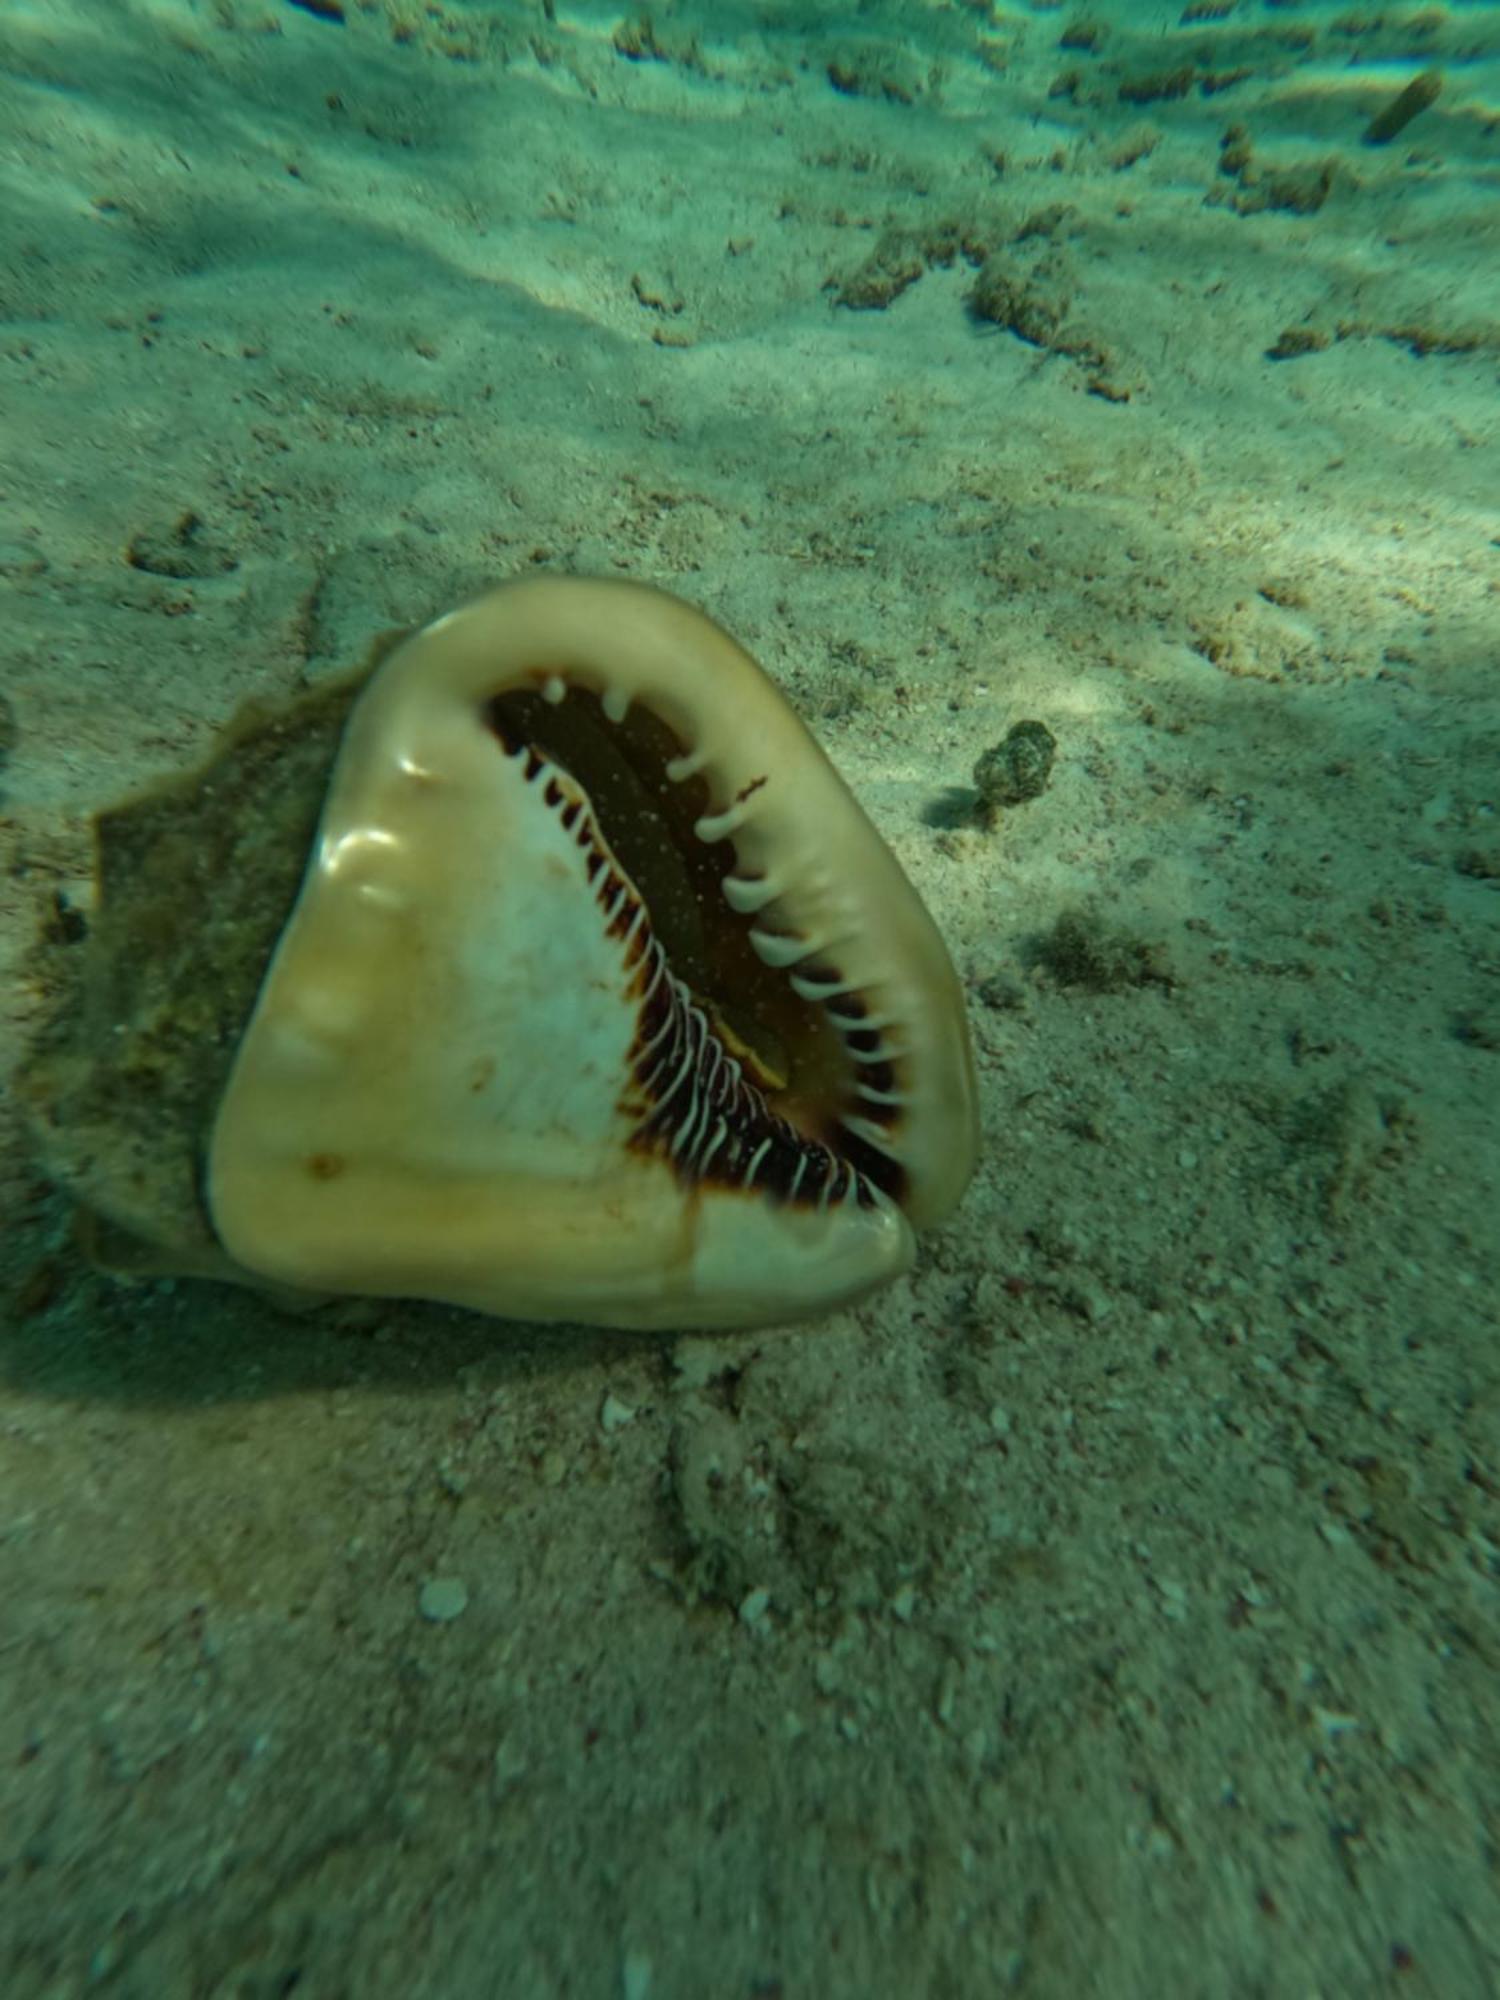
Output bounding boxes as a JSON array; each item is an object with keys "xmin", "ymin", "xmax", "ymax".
[{"xmin": 206, "ymin": 575, "xmax": 979, "ymax": 1329}]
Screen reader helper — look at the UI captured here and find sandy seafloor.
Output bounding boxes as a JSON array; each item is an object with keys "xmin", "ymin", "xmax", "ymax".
[{"xmin": 1, "ymin": 0, "xmax": 1498, "ymax": 1994}]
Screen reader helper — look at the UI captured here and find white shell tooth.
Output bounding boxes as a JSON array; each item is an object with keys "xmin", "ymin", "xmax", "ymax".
[
  {"xmin": 722, "ymin": 873, "xmax": 780, "ymax": 915},
  {"xmin": 694, "ymin": 803, "xmax": 746, "ymax": 842},
  {"xmin": 840, "ymin": 1115, "xmax": 900, "ymax": 1153},
  {"xmin": 790, "ymin": 969, "xmax": 858, "ymax": 1002},
  {"xmin": 749, "ymin": 926, "xmax": 816, "ymax": 969}
]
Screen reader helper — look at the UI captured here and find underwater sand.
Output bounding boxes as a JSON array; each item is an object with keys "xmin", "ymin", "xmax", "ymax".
[{"xmin": 2, "ymin": 1, "xmax": 1498, "ymax": 1994}]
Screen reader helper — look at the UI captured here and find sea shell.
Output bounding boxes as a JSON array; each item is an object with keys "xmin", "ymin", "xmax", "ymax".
[{"xmin": 22, "ymin": 576, "xmax": 979, "ymax": 1331}]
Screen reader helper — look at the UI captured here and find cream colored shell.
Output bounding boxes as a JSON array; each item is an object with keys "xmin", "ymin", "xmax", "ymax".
[{"xmin": 207, "ymin": 576, "xmax": 978, "ymax": 1330}]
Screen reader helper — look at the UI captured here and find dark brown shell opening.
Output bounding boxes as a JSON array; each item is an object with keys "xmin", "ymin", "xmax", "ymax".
[{"xmin": 483, "ymin": 680, "xmax": 896, "ymax": 1193}]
